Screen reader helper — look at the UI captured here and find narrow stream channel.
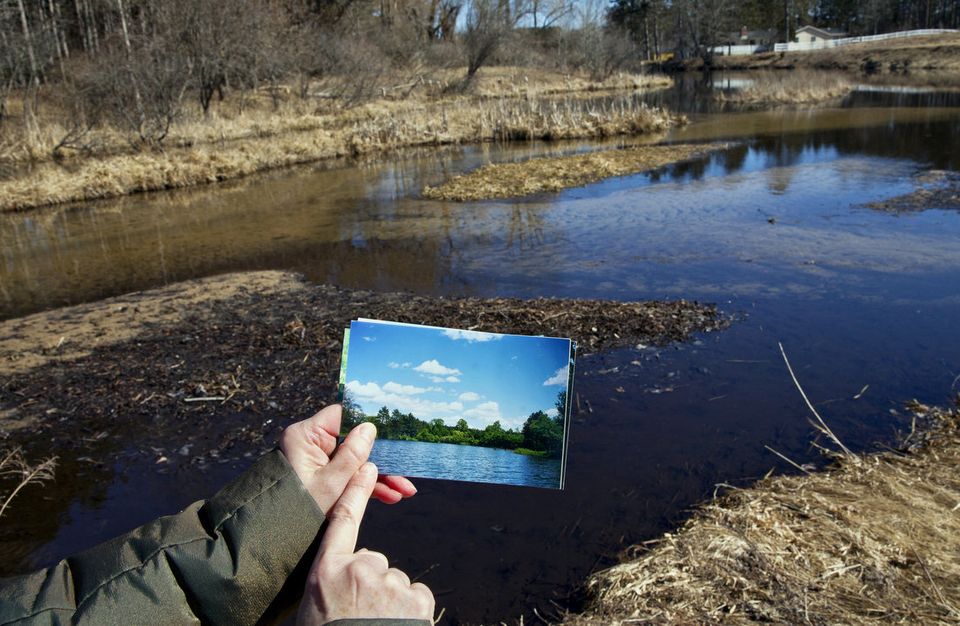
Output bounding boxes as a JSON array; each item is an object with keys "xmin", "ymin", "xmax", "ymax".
[{"xmin": 2, "ymin": 77, "xmax": 960, "ymax": 623}]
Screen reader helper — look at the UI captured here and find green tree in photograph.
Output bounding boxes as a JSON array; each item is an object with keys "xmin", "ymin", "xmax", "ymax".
[
  {"xmin": 521, "ymin": 410, "xmax": 564, "ymax": 458},
  {"xmin": 375, "ymin": 406, "xmax": 391, "ymax": 429},
  {"xmin": 340, "ymin": 389, "xmax": 365, "ymax": 432},
  {"xmin": 343, "ymin": 404, "xmax": 561, "ymax": 455},
  {"xmin": 555, "ymin": 389, "xmax": 567, "ymax": 423}
]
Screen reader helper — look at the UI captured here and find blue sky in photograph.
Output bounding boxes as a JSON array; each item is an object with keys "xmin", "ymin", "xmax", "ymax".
[{"xmin": 342, "ymin": 320, "xmax": 572, "ymax": 431}]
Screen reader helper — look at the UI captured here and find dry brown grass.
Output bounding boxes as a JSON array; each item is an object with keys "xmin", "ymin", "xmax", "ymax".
[
  {"xmin": 0, "ymin": 68, "xmax": 675, "ymax": 212},
  {"xmin": 0, "ymin": 448, "xmax": 56, "ymax": 519},
  {"xmin": 718, "ymin": 70, "xmax": 855, "ymax": 105},
  {"xmin": 444, "ymin": 66, "xmax": 674, "ymax": 98},
  {"xmin": 564, "ymin": 402, "xmax": 960, "ymax": 625},
  {"xmin": 423, "ymin": 142, "xmax": 716, "ymax": 201}
]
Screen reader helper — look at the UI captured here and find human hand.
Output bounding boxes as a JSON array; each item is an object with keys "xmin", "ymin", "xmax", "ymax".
[
  {"xmin": 296, "ymin": 461, "xmax": 435, "ymax": 625},
  {"xmin": 280, "ymin": 404, "xmax": 417, "ymax": 513}
]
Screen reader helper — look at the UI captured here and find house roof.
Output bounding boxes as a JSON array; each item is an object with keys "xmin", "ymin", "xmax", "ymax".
[{"xmin": 796, "ymin": 25, "xmax": 848, "ymax": 38}]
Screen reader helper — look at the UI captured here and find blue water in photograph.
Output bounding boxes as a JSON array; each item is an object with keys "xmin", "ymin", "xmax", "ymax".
[{"xmin": 370, "ymin": 439, "xmax": 562, "ymax": 489}]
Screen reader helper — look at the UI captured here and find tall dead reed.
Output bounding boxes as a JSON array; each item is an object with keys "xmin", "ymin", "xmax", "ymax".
[{"xmin": 0, "ymin": 448, "xmax": 56, "ymax": 520}]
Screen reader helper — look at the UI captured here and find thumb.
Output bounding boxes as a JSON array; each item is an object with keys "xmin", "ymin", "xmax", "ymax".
[{"xmin": 318, "ymin": 462, "xmax": 379, "ymax": 557}]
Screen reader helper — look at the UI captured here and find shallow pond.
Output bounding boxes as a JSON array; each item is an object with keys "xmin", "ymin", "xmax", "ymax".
[
  {"xmin": 2, "ymin": 79, "xmax": 960, "ymax": 623},
  {"xmin": 371, "ymin": 439, "xmax": 562, "ymax": 489}
]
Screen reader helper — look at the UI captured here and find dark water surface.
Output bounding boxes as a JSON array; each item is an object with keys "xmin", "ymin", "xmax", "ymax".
[
  {"xmin": 370, "ymin": 439, "xmax": 562, "ymax": 489},
  {"xmin": 2, "ymin": 79, "xmax": 960, "ymax": 623}
]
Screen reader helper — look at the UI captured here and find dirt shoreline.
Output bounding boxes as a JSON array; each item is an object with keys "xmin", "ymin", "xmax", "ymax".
[
  {"xmin": 0, "ymin": 69, "xmax": 677, "ymax": 214},
  {"xmin": 565, "ymin": 402, "xmax": 960, "ymax": 625},
  {"xmin": 0, "ymin": 270, "xmax": 726, "ymax": 445}
]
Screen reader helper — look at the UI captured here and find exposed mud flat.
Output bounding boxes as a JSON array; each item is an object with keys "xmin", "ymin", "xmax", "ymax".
[
  {"xmin": 422, "ymin": 143, "xmax": 722, "ymax": 202},
  {"xmin": 565, "ymin": 403, "xmax": 960, "ymax": 625},
  {"xmin": 866, "ymin": 170, "xmax": 960, "ymax": 213},
  {"xmin": 0, "ymin": 271, "xmax": 726, "ymax": 466}
]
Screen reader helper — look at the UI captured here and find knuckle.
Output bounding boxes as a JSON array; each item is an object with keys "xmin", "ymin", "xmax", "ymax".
[
  {"xmin": 325, "ymin": 506, "xmax": 359, "ymax": 528},
  {"xmin": 346, "ymin": 558, "xmax": 376, "ymax": 581},
  {"xmin": 335, "ymin": 439, "xmax": 365, "ymax": 466},
  {"xmin": 388, "ymin": 567, "xmax": 410, "ymax": 585},
  {"xmin": 411, "ymin": 581, "xmax": 435, "ymax": 607}
]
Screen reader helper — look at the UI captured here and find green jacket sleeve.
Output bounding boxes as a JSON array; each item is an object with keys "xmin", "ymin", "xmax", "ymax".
[{"xmin": 0, "ymin": 449, "xmax": 325, "ymax": 625}]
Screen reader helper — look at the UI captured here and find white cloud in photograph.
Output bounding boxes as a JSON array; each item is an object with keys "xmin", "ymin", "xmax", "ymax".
[
  {"xmin": 442, "ymin": 329, "xmax": 504, "ymax": 343},
  {"xmin": 458, "ymin": 391, "xmax": 481, "ymax": 402},
  {"xmin": 460, "ymin": 401, "xmax": 528, "ymax": 430},
  {"xmin": 543, "ymin": 365, "xmax": 569, "ymax": 386},
  {"xmin": 382, "ymin": 381, "xmax": 429, "ymax": 395},
  {"xmin": 346, "ymin": 380, "xmax": 464, "ymax": 420},
  {"xmin": 465, "ymin": 401, "xmax": 500, "ymax": 419},
  {"xmin": 414, "ymin": 359, "xmax": 462, "ymax": 376},
  {"xmin": 362, "ymin": 336, "xmax": 376, "ymax": 342},
  {"xmin": 546, "ymin": 408, "xmax": 559, "ymax": 418}
]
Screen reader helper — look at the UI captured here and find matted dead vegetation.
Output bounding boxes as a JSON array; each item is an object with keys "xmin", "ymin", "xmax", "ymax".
[
  {"xmin": 717, "ymin": 71, "xmax": 855, "ymax": 106},
  {"xmin": 867, "ymin": 170, "xmax": 960, "ymax": 213},
  {"xmin": 451, "ymin": 67, "xmax": 673, "ymax": 99},
  {"xmin": 423, "ymin": 142, "xmax": 720, "ymax": 201},
  {"xmin": 565, "ymin": 401, "xmax": 960, "ymax": 625}
]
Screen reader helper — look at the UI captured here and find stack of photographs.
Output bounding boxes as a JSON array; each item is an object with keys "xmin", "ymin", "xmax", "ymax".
[{"xmin": 338, "ymin": 319, "xmax": 576, "ymax": 489}]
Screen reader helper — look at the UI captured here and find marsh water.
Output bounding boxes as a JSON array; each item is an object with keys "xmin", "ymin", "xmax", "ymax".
[
  {"xmin": 2, "ymin": 73, "xmax": 960, "ymax": 623},
  {"xmin": 370, "ymin": 440, "xmax": 562, "ymax": 489}
]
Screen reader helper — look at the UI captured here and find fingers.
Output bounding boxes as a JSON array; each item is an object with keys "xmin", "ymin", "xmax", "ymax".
[
  {"xmin": 355, "ymin": 548, "xmax": 389, "ymax": 570},
  {"xmin": 280, "ymin": 405, "xmax": 342, "ymax": 470},
  {"xmin": 319, "ymin": 461, "xmax": 378, "ymax": 556},
  {"xmin": 308, "ymin": 421, "xmax": 376, "ymax": 512},
  {"xmin": 411, "ymin": 582, "xmax": 436, "ymax": 617},
  {"xmin": 372, "ymin": 482, "xmax": 403, "ymax": 504},
  {"xmin": 372, "ymin": 474, "xmax": 417, "ymax": 504},
  {"xmin": 379, "ymin": 475, "xmax": 418, "ymax": 498}
]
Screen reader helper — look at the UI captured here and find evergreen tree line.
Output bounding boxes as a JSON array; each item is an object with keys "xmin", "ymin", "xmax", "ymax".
[{"xmin": 341, "ymin": 389, "xmax": 566, "ymax": 458}]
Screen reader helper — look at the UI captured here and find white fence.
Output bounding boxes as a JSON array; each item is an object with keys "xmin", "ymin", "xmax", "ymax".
[
  {"xmin": 709, "ymin": 44, "xmax": 769, "ymax": 56},
  {"xmin": 774, "ymin": 28, "xmax": 957, "ymax": 52}
]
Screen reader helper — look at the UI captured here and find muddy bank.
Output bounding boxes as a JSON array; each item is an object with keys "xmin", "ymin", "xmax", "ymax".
[
  {"xmin": 867, "ymin": 170, "xmax": 960, "ymax": 213},
  {"xmin": 678, "ymin": 33, "xmax": 960, "ymax": 73},
  {"xmin": 1, "ymin": 69, "xmax": 677, "ymax": 214},
  {"xmin": 565, "ymin": 402, "xmax": 960, "ymax": 625},
  {"xmin": 0, "ymin": 270, "xmax": 726, "ymax": 458},
  {"xmin": 423, "ymin": 143, "xmax": 720, "ymax": 202}
]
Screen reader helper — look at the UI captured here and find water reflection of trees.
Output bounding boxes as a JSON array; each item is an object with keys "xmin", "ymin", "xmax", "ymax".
[{"xmin": 644, "ymin": 116, "xmax": 959, "ymax": 196}]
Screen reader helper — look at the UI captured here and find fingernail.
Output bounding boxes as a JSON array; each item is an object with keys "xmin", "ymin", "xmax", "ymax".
[
  {"xmin": 361, "ymin": 462, "xmax": 377, "ymax": 477},
  {"xmin": 356, "ymin": 422, "xmax": 376, "ymax": 440}
]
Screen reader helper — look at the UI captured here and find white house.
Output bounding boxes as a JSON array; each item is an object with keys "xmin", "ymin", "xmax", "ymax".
[{"xmin": 794, "ymin": 25, "xmax": 848, "ymax": 44}]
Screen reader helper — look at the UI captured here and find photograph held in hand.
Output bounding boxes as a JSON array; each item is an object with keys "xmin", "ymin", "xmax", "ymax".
[{"xmin": 338, "ymin": 319, "xmax": 576, "ymax": 489}]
